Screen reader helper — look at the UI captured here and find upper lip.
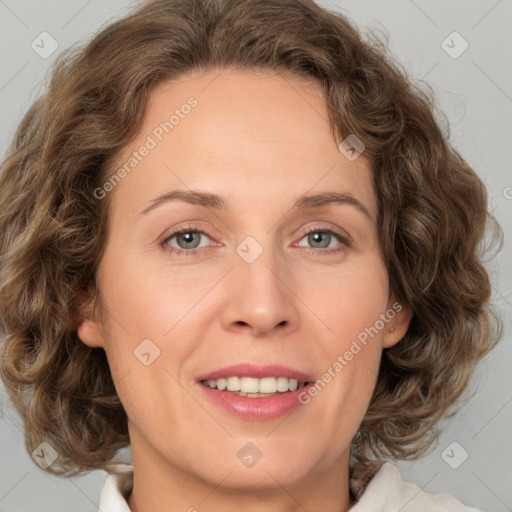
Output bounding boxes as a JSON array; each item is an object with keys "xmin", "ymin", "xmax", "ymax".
[{"xmin": 196, "ymin": 363, "xmax": 314, "ymax": 383}]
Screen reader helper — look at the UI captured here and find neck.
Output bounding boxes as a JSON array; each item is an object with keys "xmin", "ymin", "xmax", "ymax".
[
  {"xmin": 126, "ymin": 429, "xmax": 355, "ymax": 512},
  {"xmin": 128, "ymin": 474, "xmax": 355, "ymax": 512}
]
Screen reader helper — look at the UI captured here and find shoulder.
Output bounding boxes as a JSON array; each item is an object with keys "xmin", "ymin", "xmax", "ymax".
[{"xmin": 349, "ymin": 459, "xmax": 484, "ymax": 512}]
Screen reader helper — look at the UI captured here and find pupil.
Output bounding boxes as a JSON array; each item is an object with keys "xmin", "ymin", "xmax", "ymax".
[
  {"xmin": 310, "ymin": 232, "xmax": 329, "ymax": 248},
  {"xmin": 178, "ymin": 232, "xmax": 200, "ymax": 249}
]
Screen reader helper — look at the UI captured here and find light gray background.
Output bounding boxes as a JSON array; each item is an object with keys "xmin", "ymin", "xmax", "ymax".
[{"xmin": 0, "ymin": 1, "xmax": 511, "ymax": 511}]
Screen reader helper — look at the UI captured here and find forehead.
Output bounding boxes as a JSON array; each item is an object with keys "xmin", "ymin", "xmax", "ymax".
[{"xmin": 107, "ymin": 68, "xmax": 376, "ymax": 223}]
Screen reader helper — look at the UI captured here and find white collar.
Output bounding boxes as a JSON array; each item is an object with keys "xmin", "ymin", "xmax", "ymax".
[
  {"xmin": 97, "ymin": 460, "xmax": 482, "ymax": 511},
  {"xmin": 98, "ymin": 463, "xmax": 133, "ymax": 512}
]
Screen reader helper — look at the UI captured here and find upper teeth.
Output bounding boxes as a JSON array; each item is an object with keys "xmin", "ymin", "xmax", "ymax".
[{"xmin": 203, "ymin": 376, "xmax": 305, "ymax": 393}]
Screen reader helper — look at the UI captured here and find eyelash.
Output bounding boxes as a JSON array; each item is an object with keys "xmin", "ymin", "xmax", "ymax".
[{"xmin": 160, "ymin": 224, "xmax": 350, "ymax": 257}]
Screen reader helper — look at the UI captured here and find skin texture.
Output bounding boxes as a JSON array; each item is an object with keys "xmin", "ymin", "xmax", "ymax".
[{"xmin": 77, "ymin": 68, "xmax": 412, "ymax": 512}]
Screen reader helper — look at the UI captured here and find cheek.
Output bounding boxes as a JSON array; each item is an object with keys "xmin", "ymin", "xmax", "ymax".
[
  {"xmin": 303, "ymin": 328, "xmax": 382, "ymax": 455},
  {"xmin": 97, "ymin": 245, "xmax": 209, "ymax": 340},
  {"xmin": 95, "ymin": 252, "xmax": 207, "ymax": 410},
  {"xmin": 301, "ymin": 255, "xmax": 388, "ymax": 417},
  {"xmin": 307, "ymin": 255, "xmax": 389, "ymax": 344}
]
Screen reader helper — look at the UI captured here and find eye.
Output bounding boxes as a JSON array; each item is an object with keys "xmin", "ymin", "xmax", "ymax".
[
  {"xmin": 160, "ymin": 224, "xmax": 350, "ymax": 257},
  {"xmin": 295, "ymin": 226, "xmax": 349, "ymax": 254},
  {"xmin": 161, "ymin": 227, "xmax": 215, "ymax": 256}
]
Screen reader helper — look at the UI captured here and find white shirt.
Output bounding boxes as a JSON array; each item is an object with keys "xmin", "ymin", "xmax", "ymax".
[{"xmin": 97, "ymin": 460, "xmax": 483, "ymax": 511}]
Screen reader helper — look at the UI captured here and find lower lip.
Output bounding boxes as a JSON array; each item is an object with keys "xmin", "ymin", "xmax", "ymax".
[{"xmin": 198, "ymin": 383, "xmax": 312, "ymax": 420}]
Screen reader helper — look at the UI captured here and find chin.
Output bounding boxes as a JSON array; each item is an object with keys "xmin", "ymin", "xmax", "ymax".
[
  {"xmin": 203, "ymin": 464, "xmax": 312, "ymax": 493},
  {"xmin": 191, "ymin": 442, "xmax": 321, "ymax": 491}
]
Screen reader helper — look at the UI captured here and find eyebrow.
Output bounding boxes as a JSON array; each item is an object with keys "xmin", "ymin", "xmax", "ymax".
[{"xmin": 138, "ymin": 189, "xmax": 373, "ymax": 222}]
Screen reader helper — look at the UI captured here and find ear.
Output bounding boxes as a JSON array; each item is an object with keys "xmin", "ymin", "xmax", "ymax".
[
  {"xmin": 382, "ymin": 297, "xmax": 413, "ymax": 349},
  {"xmin": 73, "ymin": 291, "xmax": 105, "ymax": 348}
]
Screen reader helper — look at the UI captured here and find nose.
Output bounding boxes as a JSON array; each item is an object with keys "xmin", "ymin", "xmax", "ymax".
[{"xmin": 220, "ymin": 243, "xmax": 300, "ymax": 338}]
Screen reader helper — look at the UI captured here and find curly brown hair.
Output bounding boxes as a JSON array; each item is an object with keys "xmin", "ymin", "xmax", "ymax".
[{"xmin": 0, "ymin": 0, "xmax": 503, "ymax": 477}]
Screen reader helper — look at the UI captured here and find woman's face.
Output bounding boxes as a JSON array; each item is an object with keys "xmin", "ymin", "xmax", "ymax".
[{"xmin": 78, "ymin": 68, "xmax": 411, "ymax": 494}]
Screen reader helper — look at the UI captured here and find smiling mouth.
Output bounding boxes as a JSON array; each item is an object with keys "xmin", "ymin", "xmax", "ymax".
[{"xmin": 200, "ymin": 376, "xmax": 309, "ymax": 397}]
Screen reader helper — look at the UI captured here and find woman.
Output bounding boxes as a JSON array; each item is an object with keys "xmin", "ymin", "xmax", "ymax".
[{"xmin": 0, "ymin": 0, "xmax": 502, "ymax": 511}]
